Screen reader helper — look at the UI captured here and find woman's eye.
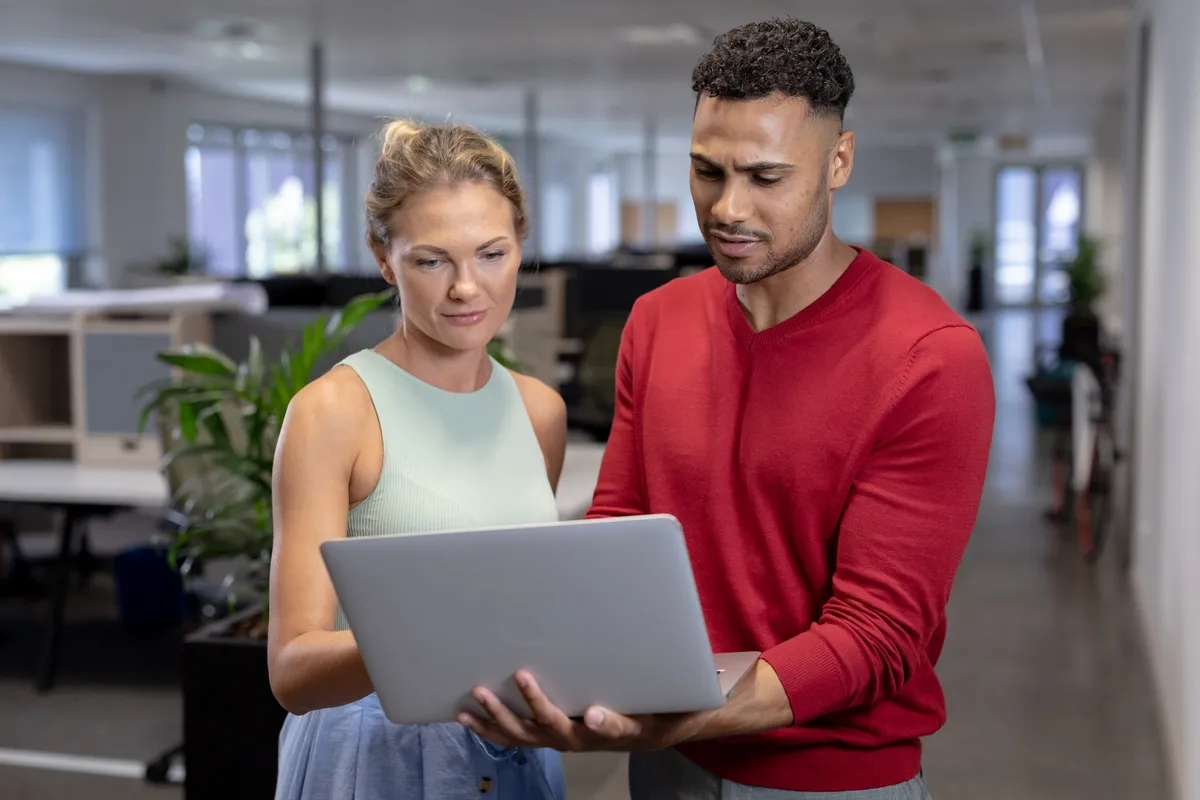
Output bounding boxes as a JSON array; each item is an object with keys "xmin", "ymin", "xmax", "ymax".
[
  {"xmin": 482, "ymin": 250, "xmax": 506, "ymax": 262},
  {"xmin": 416, "ymin": 258, "xmax": 441, "ymax": 269}
]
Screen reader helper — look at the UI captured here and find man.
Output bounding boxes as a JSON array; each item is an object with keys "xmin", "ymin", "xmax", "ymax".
[{"xmin": 463, "ymin": 17, "xmax": 995, "ymax": 799}]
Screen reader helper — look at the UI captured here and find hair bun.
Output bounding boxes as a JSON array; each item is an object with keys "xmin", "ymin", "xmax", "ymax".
[{"xmin": 381, "ymin": 119, "xmax": 424, "ymax": 153}]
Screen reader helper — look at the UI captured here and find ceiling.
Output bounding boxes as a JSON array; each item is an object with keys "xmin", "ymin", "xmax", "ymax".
[{"xmin": 0, "ymin": 0, "xmax": 1133, "ymax": 150}]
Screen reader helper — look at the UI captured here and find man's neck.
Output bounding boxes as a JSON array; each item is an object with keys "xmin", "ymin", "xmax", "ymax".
[{"xmin": 735, "ymin": 235, "xmax": 859, "ymax": 332}]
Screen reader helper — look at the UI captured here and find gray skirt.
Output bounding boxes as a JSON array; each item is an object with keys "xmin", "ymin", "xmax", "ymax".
[{"xmin": 275, "ymin": 693, "xmax": 565, "ymax": 800}]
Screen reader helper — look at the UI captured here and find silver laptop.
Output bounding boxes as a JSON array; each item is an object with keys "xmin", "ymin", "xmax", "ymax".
[{"xmin": 320, "ymin": 514, "xmax": 759, "ymax": 726}]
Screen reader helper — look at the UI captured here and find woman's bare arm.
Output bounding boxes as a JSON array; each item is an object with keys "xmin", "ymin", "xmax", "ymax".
[
  {"xmin": 512, "ymin": 372, "xmax": 568, "ymax": 492},
  {"xmin": 267, "ymin": 371, "xmax": 375, "ymax": 714}
]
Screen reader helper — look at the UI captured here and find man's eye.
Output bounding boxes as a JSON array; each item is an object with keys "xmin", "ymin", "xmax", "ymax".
[
  {"xmin": 695, "ymin": 167, "xmax": 721, "ymax": 180},
  {"xmin": 753, "ymin": 175, "xmax": 781, "ymax": 186}
]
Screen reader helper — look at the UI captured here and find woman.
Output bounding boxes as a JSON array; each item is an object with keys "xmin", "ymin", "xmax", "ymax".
[{"xmin": 268, "ymin": 119, "xmax": 568, "ymax": 800}]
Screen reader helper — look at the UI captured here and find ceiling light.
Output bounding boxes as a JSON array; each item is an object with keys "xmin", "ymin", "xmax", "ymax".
[
  {"xmin": 211, "ymin": 40, "xmax": 272, "ymax": 61},
  {"xmin": 619, "ymin": 23, "xmax": 702, "ymax": 46},
  {"xmin": 405, "ymin": 75, "xmax": 431, "ymax": 93},
  {"xmin": 197, "ymin": 18, "xmax": 274, "ymax": 62}
]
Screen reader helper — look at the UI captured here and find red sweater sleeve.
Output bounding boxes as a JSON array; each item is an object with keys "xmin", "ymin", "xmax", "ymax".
[
  {"xmin": 759, "ymin": 325, "xmax": 996, "ymax": 724},
  {"xmin": 586, "ymin": 309, "xmax": 647, "ymax": 518}
]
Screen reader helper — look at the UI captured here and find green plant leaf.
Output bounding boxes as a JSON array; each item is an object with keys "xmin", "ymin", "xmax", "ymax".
[
  {"xmin": 197, "ymin": 404, "xmax": 232, "ymax": 449},
  {"xmin": 247, "ymin": 336, "xmax": 264, "ymax": 387},
  {"xmin": 177, "ymin": 400, "xmax": 199, "ymax": 441},
  {"xmin": 135, "ymin": 289, "xmax": 391, "ymax": 617},
  {"xmin": 158, "ymin": 345, "xmax": 238, "ymax": 378}
]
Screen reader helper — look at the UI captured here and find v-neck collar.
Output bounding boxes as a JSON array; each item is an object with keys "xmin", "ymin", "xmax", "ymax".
[{"xmin": 724, "ymin": 247, "xmax": 877, "ymax": 350}]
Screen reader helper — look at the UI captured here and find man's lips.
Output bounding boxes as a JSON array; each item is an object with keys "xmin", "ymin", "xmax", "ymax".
[{"xmin": 709, "ymin": 231, "xmax": 764, "ymax": 257}]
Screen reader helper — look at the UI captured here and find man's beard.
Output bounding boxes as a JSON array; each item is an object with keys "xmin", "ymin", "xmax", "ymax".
[{"xmin": 715, "ymin": 185, "xmax": 830, "ymax": 286}]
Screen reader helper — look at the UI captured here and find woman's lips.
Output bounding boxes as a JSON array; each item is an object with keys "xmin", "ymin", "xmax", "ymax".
[{"xmin": 444, "ymin": 311, "xmax": 486, "ymax": 326}]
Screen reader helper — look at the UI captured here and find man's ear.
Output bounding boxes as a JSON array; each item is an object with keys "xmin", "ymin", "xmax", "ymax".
[{"xmin": 829, "ymin": 129, "xmax": 855, "ymax": 191}]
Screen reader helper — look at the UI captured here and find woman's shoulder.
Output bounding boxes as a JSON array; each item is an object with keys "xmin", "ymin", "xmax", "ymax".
[
  {"xmin": 507, "ymin": 370, "xmax": 566, "ymax": 434},
  {"xmin": 281, "ymin": 366, "xmax": 374, "ymax": 448}
]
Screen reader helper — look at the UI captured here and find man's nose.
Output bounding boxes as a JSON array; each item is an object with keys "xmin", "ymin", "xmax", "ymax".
[{"xmin": 712, "ymin": 180, "xmax": 752, "ymax": 224}]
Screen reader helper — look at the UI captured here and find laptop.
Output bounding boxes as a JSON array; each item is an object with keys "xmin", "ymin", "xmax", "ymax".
[{"xmin": 320, "ymin": 514, "xmax": 759, "ymax": 725}]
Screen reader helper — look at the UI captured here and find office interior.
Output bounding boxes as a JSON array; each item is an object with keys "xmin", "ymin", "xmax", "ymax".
[{"xmin": 0, "ymin": 0, "xmax": 1196, "ymax": 797}]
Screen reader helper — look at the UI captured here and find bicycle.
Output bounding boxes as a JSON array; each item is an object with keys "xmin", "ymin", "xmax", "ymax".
[
  {"xmin": 1068, "ymin": 351, "xmax": 1122, "ymax": 563},
  {"xmin": 1027, "ymin": 347, "xmax": 1122, "ymax": 563}
]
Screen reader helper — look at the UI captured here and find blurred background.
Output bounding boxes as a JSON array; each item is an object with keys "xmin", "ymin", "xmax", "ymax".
[{"xmin": 0, "ymin": 0, "xmax": 1195, "ymax": 798}]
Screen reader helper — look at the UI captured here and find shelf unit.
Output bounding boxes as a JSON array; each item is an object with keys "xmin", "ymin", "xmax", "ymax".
[{"xmin": 0, "ymin": 309, "xmax": 213, "ymax": 466}]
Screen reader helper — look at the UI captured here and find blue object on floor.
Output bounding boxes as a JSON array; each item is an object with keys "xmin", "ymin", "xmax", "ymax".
[{"xmin": 112, "ymin": 544, "xmax": 186, "ymax": 630}]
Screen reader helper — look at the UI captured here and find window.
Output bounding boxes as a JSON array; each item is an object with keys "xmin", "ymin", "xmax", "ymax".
[
  {"xmin": 993, "ymin": 164, "xmax": 1084, "ymax": 306},
  {"xmin": 0, "ymin": 103, "xmax": 83, "ymax": 304},
  {"xmin": 541, "ymin": 183, "xmax": 571, "ymax": 261},
  {"xmin": 185, "ymin": 123, "xmax": 355, "ymax": 277},
  {"xmin": 587, "ymin": 171, "xmax": 617, "ymax": 257}
]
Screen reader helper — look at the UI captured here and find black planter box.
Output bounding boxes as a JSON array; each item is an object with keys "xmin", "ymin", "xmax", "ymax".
[
  {"xmin": 183, "ymin": 612, "xmax": 286, "ymax": 800},
  {"xmin": 1060, "ymin": 313, "xmax": 1102, "ymax": 365}
]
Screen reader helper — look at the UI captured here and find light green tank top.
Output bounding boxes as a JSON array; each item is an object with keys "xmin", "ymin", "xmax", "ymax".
[{"xmin": 333, "ymin": 349, "xmax": 560, "ymax": 631}]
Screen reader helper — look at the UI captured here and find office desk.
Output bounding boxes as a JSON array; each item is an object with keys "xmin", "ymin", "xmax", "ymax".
[
  {"xmin": 0, "ymin": 443, "xmax": 606, "ymax": 691},
  {"xmin": 0, "ymin": 461, "xmax": 169, "ymax": 692}
]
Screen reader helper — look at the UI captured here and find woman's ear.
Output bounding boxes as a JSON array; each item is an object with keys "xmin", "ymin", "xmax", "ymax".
[{"xmin": 370, "ymin": 238, "xmax": 397, "ymax": 285}]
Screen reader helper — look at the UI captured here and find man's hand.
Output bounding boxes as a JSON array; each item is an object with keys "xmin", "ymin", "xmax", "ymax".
[
  {"xmin": 458, "ymin": 670, "xmax": 713, "ymax": 753},
  {"xmin": 459, "ymin": 659, "xmax": 793, "ymax": 753}
]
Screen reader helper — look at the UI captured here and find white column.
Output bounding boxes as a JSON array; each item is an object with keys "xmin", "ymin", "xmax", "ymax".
[
  {"xmin": 642, "ymin": 117, "xmax": 657, "ymax": 249},
  {"xmin": 310, "ymin": 42, "xmax": 327, "ymax": 274},
  {"xmin": 522, "ymin": 88, "xmax": 540, "ymax": 261}
]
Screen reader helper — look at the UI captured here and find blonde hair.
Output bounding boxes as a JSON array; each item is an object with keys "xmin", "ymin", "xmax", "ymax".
[{"xmin": 365, "ymin": 119, "xmax": 528, "ymax": 246}]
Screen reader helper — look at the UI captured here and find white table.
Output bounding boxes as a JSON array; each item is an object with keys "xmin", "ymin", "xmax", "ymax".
[
  {"xmin": 0, "ymin": 461, "xmax": 170, "ymax": 692},
  {"xmin": 0, "ymin": 443, "xmax": 607, "ymax": 691},
  {"xmin": 0, "ymin": 462, "xmax": 170, "ymax": 508},
  {"xmin": 555, "ymin": 441, "xmax": 607, "ymax": 519},
  {"xmin": 0, "ymin": 444, "xmax": 606, "ymax": 515}
]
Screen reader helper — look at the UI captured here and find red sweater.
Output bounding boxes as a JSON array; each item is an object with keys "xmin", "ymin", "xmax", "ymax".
[{"xmin": 587, "ymin": 249, "xmax": 995, "ymax": 792}]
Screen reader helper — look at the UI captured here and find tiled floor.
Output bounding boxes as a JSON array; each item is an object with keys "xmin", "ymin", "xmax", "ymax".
[{"xmin": 0, "ymin": 310, "xmax": 1171, "ymax": 799}]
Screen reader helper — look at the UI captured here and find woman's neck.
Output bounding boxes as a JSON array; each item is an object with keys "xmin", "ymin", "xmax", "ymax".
[{"xmin": 375, "ymin": 326, "xmax": 493, "ymax": 394}]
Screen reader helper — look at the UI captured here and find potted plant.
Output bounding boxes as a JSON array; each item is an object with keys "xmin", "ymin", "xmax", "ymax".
[
  {"xmin": 126, "ymin": 237, "xmax": 213, "ymax": 288},
  {"xmin": 1059, "ymin": 233, "xmax": 1108, "ymax": 364},
  {"xmin": 137, "ymin": 290, "xmax": 524, "ymax": 797},
  {"xmin": 137, "ymin": 289, "xmax": 393, "ymax": 798}
]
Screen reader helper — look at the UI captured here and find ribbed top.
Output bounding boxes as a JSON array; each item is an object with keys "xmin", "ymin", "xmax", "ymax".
[{"xmin": 333, "ymin": 349, "xmax": 560, "ymax": 631}]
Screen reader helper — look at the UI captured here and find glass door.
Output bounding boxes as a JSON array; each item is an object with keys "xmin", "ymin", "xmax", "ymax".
[{"xmin": 993, "ymin": 164, "xmax": 1084, "ymax": 306}]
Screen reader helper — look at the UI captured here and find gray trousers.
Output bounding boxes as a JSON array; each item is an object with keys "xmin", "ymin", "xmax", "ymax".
[{"xmin": 629, "ymin": 748, "xmax": 933, "ymax": 800}]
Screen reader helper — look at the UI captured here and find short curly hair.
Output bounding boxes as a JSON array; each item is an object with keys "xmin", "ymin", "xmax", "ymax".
[{"xmin": 691, "ymin": 18, "xmax": 855, "ymax": 120}]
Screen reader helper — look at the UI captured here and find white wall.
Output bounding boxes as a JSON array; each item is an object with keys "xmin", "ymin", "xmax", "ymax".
[
  {"xmin": 1128, "ymin": 0, "xmax": 1200, "ymax": 797},
  {"xmin": 934, "ymin": 152, "xmax": 993, "ymax": 309},
  {"xmin": 1086, "ymin": 99, "xmax": 1128, "ymax": 329}
]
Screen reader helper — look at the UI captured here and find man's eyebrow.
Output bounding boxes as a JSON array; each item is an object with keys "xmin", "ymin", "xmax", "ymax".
[{"xmin": 689, "ymin": 153, "xmax": 794, "ymax": 172}]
